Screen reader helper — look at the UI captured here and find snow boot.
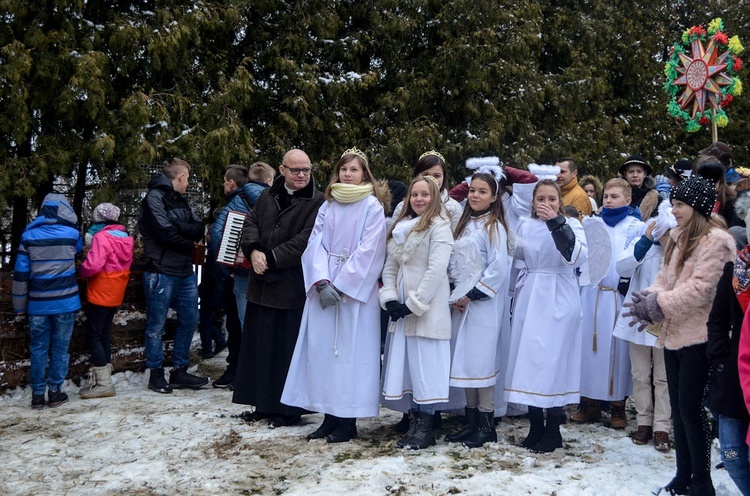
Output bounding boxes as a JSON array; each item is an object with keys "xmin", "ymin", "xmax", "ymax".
[
  {"xmin": 520, "ymin": 406, "xmax": 545, "ymax": 449},
  {"xmin": 396, "ymin": 410, "xmax": 419, "ymax": 448},
  {"xmin": 662, "ymin": 475, "xmax": 690, "ymax": 495},
  {"xmin": 47, "ymin": 390, "xmax": 69, "ymax": 408},
  {"xmin": 31, "ymin": 393, "xmax": 46, "ymax": 410},
  {"xmin": 148, "ymin": 367, "xmax": 173, "ymax": 394},
  {"xmin": 687, "ymin": 479, "xmax": 715, "ymax": 496},
  {"xmin": 393, "ymin": 412, "xmax": 410, "ymax": 433},
  {"xmin": 445, "ymin": 407, "xmax": 478, "ymax": 443},
  {"xmin": 532, "ymin": 407, "xmax": 564, "ymax": 453},
  {"xmin": 327, "ymin": 418, "xmax": 357, "ymax": 443},
  {"xmin": 406, "ymin": 411, "xmax": 436, "ymax": 450},
  {"xmin": 463, "ymin": 411, "xmax": 497, "ymax": 448},
  {"xmin": 80, "ymin": 364, "xmax": 116, "ymax": 399},
  {"xmin": 169, "ymin": 366, "xmax": 209, "ymax": 389},
  {"xmin": 609, "ymin": 400, "xmax": 628, "ymax": 429},
  {"xmin": 307, "ymin": 414, "xmax": 339, "ymax": 441},
  {"xmin": 570, "ymin": 396, "xmax": 601, "ymax": 423}
]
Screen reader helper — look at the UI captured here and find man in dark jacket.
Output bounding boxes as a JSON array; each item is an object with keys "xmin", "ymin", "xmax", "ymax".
[
  {"xmin": 232, "ymin": 149, "xmax": 324, "ymax": 427},
  {"xmin": 139, "ymin": 157, "xmax": 208, "ymax": 393}
]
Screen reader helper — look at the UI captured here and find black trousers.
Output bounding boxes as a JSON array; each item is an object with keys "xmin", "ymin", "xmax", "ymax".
[
  {"xmin": 224, "ymin": 278, "xmax": 242, "ymax": 372},
  {"xmin": 85, "ymin": 304, "xmax": 117, "ymax": 367},
  {"xmin": 664, "ymin": 343, "xmax": 713, "ymax": 489}
]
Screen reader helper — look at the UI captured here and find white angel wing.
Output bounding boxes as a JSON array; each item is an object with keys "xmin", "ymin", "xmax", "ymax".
[
  {"xmin": 579, "ymin": 217, "xmax": 611, "ymax": 287},
  {"xmin": 448, "ymin": 235, "xmax": 484, "ymax": 304}
]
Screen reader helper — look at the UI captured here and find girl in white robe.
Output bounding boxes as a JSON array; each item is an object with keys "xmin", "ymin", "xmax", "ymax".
[
  {"xmin": 504, "ymin": 179, "xmax": 588, "ymax": 453},
  {"xmin": 443, "ymin": 173, "xmax": 512, "ymax": 448},
  {"xmin": 281, "ymin": 148, "xmax": 386, "ymax": 443},
  {"xmin": 380, "ymin": 175, "xmax": 455, "ymax": 450}
]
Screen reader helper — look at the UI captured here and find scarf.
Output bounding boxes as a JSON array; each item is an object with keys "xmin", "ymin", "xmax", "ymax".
[
  {"xmin": 331, "ymin": 183, "xmax": 374, "ymax": 203},
  {"xmin": 85, "ymin": 222, "xmax": 108, "ymax": 247},
  {"xmin": 599, "ymin": 205, "xmax": 631, "ymax": 227},
  {"xmin": 391, "ymin": 216, "xmax": 420, "ymax": 244}
]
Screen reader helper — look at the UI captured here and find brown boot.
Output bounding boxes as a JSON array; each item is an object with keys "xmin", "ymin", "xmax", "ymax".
[
  {"xmin": 631, "ymin": 425, "xmax": 652, "ymax": 445},
  {"xmin": 609, "ymin": 401, "xmax": 628, "ymax": 429},
  {"xmin": 570, "ymin": 397, "xmax": 601, "ymax": 423},
  {"xmin": 653, "ymin": 431, "xmax": 671, "ymax": 452}
]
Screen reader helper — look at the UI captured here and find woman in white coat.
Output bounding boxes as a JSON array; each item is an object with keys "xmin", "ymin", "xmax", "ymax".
[
  {"xmin": 504, "ymin": 179, "xmax": 588, "ymax": 453},
  {"xmin": 380, "ymin": 175, "xmax": 455, "ymax": 450},
  {"xmin": 281, "ymin": 148, "xmax": 386, "ymax": 443},
  {"xmin": 443, "ymin": 173, "xmax": 512, "ymax": 448}
]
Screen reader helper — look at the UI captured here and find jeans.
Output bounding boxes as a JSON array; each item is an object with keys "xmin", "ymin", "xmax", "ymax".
[
  {"xmin": 28, "ymin": 312, "xmax": 76, "ymax": 395},
  {"xmin": 143, "ymin": 272, "xmax": 199, "ymax": 370},
  {"xmin": 718, "ymin": 415, "xmax": 750, "ymax": 495},
  {"xmin": 410, "ymin": 399, "xmax": 436, "ymax": 415}
]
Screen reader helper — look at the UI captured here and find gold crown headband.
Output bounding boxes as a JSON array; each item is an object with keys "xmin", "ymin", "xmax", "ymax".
[
  {"xmin": 423, "ymin": 175, "xmax": 441, "ymax": 188},
  {"xmin": 419, "ymin": 150, "xmax": 445, "ymax": 163},
  {"xmin": 341, "ymin": 147, "xmax": 368, "ymax": 166}
]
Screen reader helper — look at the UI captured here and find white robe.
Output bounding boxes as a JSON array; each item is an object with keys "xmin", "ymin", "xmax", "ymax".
[
  {"xmin": 505, "ymin": 216, "xmax": 588, "ymax": 408},
  {"xmin": 281, "ymin": 195, "xmax": 386, "ymax": 418},
  {"xmin": 612, "ymin": 223, "xmax": 663, "ymax": 346},
  {"xmin": 450, "ymin": 216, "xmax": 511, "ymax": 389},
  {"xmin": 579, "ymin": 216, "xmax": 642, "ymax": 401}
]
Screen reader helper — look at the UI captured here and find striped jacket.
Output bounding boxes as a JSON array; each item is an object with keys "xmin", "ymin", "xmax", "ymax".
[{"xmin": 12, "ymin": 194, "xmax": 83, "ymax": 315}]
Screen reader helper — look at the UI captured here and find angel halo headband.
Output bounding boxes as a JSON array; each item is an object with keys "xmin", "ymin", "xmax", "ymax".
[
  {"xmin": 419, "ymin": 150, "xmax": 445, "ymax": 163},
  {"xmin": 341, "ymin": 147, "xmax": 368, "ymax": 166},
  {"xmin": 423, "ymin": 175, "xmax": 441, "ymax": 188}
]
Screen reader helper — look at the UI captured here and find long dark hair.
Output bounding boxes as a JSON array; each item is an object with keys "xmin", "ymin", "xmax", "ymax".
[
  {"xmin": 454, "ymin": 173, "xmax": 509, "ymax": 249},
  {"xmin": 413, "ymin": 154, "xmax": 449, "ymax": 192}
]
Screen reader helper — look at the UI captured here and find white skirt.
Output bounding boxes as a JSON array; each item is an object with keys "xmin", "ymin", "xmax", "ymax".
[{"xmin": 381, "ymin": 320, "xmax": 451, "ymax": 406}]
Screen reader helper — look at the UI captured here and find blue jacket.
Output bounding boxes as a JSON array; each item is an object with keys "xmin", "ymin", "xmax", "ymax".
[
  {"xmin": 210, "ymin": 181, "xmax": 268, "ymax": 276},
  {"xmin": 12, "ymin": 194, "xmax": 83, "ymax": 315}
]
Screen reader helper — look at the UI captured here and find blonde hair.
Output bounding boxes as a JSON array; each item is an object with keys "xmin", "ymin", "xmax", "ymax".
[
  {"xmin": 603, "ymin": 177, "xmax": 632, "ymax": 199},
  {"xmin": 388, "ymin": 177, "xmax": 446, "ymax": 239},
  {"xmin": 249, "ymin": 162, "xmax": 275, "ymax": 183}
]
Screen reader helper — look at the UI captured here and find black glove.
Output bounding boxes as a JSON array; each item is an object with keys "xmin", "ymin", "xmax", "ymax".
[
  {"xmin": 389, "ymin": 302, "xmax": 412, "ymax": 321},
  {"xmin": 385, "ymin": 300, "xmax": 399, "ymax": 317},
  {"xmin": 466, "ymin": 287, "xmax": 490, "ymax": 301}
]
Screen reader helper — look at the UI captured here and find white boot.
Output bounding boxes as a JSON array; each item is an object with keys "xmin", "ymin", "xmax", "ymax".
[{"xmin": 80, "ymin": 365, "xmax": 116, "ymax": 399}]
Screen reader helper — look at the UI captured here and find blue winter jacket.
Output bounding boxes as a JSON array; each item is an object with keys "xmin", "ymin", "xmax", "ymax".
[
  {"xmin": 12, "ymin": 194, "xmax": 83, "ymax": 315},
  {"xmin": 209, "ymin": 181, "xmax": 268, "ymax": 276}
]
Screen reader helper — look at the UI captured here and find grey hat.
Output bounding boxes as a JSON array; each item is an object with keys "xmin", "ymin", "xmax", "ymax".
[{"xmin": 93, "ymin": 202, "xmax": 121, "ymax": 223}]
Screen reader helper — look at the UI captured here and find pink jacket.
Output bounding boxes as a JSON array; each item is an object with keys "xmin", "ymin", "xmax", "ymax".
[
  {"xmin": 738, "ymin": 311, "xmax": 750, "ymax": 443},
  {"xmin": 80, "ymin": 224, "xmax": 134, "ymax": 307},
  {"xmin": 649, "ymin": 226, "xmax": 735, "ymax": 350}
]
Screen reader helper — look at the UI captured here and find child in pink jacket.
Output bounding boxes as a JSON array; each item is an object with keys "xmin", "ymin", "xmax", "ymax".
[{"xmin": 79, "ymin": 203, "xmax": 134, "ymax": 399}]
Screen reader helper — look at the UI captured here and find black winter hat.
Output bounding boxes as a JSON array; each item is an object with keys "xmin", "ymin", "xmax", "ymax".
[
  {"xmin": 664, "ymin": 159, "xmax": 693, "ymax": 182},
  {"xmin": 670, "ymin": 175, "xmax": 717, "ymax": 219},
  {"xmin": 696, "ymin": 159, "xmax": 725, "ymax": 185},
  {"xmin": 619, "ymin": 154, "xmax": 652, "ymax": 177}
]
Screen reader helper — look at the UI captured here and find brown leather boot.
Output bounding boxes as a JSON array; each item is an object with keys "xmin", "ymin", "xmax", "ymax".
[
  {"xmin": 570, "ymin": 397, "xmax": 601, "ymax": 423},
  {"xmin": 609, "ymin": 401, "xmax": 628, "ymax": 429},
  {"xmin": 631, "ymin": 425, "xmax": 652, "ymax": 445}
]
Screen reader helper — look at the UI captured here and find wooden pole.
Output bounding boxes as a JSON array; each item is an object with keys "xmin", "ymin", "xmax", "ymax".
[{"xmin": 712, "ymin": 109, "xmax": 718, "ymax": 143}]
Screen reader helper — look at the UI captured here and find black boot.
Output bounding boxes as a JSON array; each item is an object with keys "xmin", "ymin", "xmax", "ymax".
[
  {"xmin": 148, "ymin": 367, "xmax": 173, "ymax": 394},
  {"xmin": 433, "ymin": 411, "xmax": 443, "ymax": 430},
  {"xmin": 463, "ymin": 411, "xmax": 497, "ymax": 448},
  {"xmin": 327, "ymin": 418, "xmax": 357, "ymax": 443},
  {"xmin": 532, "ymin": 408, "xmax": 564, "ymax": 453},
  {"xmin": 396, "ymin": 410, "xmax": 419, "ymax": 448},
  {"xmin": 520, "ymin": 406, "xmax": 545, "ymax": 449},
  {"xmin": 406, "ymin": 411, "xmax": 436, "ymax": 450},
  {"xmin": 307, "ymin": 414, "xmax": 339, "ymax": 441},
  {"xmin": 393, "ymin": 412, "xmax": 410, "ymax": 433},
  {"xmin": 169, "ymin": 367, "xmax": 209, "ymax": 389},
  {"xmin": 662, "ymin": 475, "xmax": 690, "ymax": 495},
  {"xmin": 445, "ymin": 407, "xmax": 478, "ymax": 443},
  {"xmin": 687, "ymin": 479, "xmax": 714, "ymax": 496}
]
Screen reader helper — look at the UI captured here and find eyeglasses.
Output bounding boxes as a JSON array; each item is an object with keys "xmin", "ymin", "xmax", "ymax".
[{"xmin": 282, "ymin": 165, "xmax": 313, "ymax": 176}]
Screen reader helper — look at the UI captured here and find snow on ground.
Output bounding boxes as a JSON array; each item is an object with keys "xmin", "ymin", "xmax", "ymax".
[{"xmin": 0, "ymin": 352, "xmax": 741, "ymax": 496}]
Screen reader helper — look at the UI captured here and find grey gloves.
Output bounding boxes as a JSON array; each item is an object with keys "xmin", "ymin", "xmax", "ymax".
[
  {"xmin": 316, "ymin": 280, "xmax": 342, "ymax": 309},
  {"xmin": 622, "ymin": 290, "xmax": 665, "ymax": 332}
]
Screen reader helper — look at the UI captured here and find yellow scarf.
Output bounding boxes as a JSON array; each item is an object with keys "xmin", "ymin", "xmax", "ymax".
[{"xmin": 330, "ymin": 183, "xmax": 374, "ymax": 203}]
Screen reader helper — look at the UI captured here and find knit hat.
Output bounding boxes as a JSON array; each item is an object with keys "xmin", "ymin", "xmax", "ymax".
[
  {"xmin": 696, "ymin": 160, "xmax": 725, "ymax": 184},
  {"xmin": 664, "ymin": 159, "xmax": 693, "ymax": 182},
  {"xmin": 699, "ymin": 141, "xmax": 732, "ymax": 168},
  {"xmin": 619, "ymin": 154, "xmax": 652, "ymax": 176},
  {"xmin": 669, "ymin": 175, "xmax": 717, "ymax": 219},
  {"xmin": 93, "ymin": 202, "xmax": 121, "ymax": 223}
]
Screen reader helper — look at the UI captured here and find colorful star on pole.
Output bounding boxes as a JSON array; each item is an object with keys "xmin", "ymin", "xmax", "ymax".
[{"xmin": 664, "ymin": 18, "xmax": 743, "ymax": 132}]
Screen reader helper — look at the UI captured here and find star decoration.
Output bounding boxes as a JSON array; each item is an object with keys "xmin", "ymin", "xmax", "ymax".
[{"xmin": 674, "ymin": 38, "xmax": 732, "ymax": 118}]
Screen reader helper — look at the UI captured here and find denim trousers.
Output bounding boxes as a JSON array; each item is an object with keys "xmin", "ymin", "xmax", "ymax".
[
  {"xmin": 233, "ymin": 275, "xmax": 248, "ymax": 325},
  {"xmin": 143, "ymin": 272, "xmax": 199, "ymax": 369},
  {"xmin": 28, "ymin": 312, "xmax": 76, "ymax": 395},
  {"xmin": 718, "ymin": 415, "xmax": 750, "ymax": 496}
]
